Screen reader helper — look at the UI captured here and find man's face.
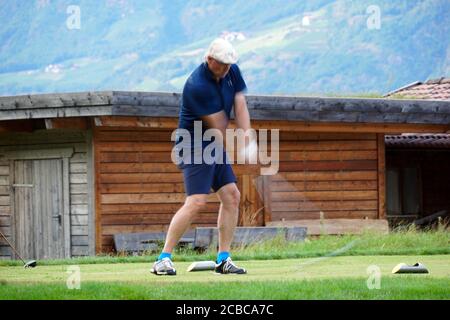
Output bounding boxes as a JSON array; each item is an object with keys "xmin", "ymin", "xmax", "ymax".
[{"xmin": 207, "ymin": 57, "xmax": 231, "ymax": 80}]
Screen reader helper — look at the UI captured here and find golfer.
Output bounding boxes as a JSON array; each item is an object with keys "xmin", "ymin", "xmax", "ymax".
[{"xmin": 151, "ymin": 38, "xmax": 252, "ymax": 275}]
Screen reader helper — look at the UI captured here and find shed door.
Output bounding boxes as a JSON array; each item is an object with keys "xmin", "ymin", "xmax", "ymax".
[{"xmin": 13, "ymin": 159, "xmax": 66, "ymax": 259}]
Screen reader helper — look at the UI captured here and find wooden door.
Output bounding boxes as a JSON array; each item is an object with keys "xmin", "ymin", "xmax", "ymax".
[{"xmin": 13, "ymin": 159, "xmax": 67, "ymax": 259}]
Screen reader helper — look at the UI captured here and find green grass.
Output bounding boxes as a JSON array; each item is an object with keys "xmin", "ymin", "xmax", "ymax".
[
  {"xmin": 1, "ymin": 227, "xmax": 448, "ymax": 267},
  {"xmin": 1, "ymin": 255, "xmax": 449, "ymax": 299}
]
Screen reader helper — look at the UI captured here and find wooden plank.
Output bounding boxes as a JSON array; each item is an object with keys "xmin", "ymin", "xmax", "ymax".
[
  {"xmin": 272, "ymin": 171, "xmax": 378, "ymax": 182},
  {"xmin": 0, "ymin": 106, "xmax": 113, "ymax": 121},
  {"xmin": 194, "ymin": 226, "xmax": 307, "ymax": 248},
  {"xmin": 267, "ymin": 219, "xmax": 389, "ymax": 235},
  {"xmin": 99, "ymin": 173, "xmax": 183, "ymax": 184},
  {"xmin": 71, "ymin": 204, "xmax": 88, "ymax": 215},
  {"xmin": 0, "ymin": 166, "xmax": 9, "ymax": 175},
  {"xmin": 0, "ymin": 226, "xmax": 11, "ymax": 236},
  {"xmin": 271, "ymin": 180, "xmax": 378, "ymax": 192},
  {"xmin": 71, "ymin": 226, "xmax": 89, "ymax": 236},
  {"xmin": 94, "ymin": 125, "xmax": 102, "ymax": 254},
  {"xmin": 69, "ymin": 163, "xmax": 87, "ymax": 173},
  {"xmin": 262, "ymin": 175, "xmax": 272, "ymax": 225},
  {"xmin": 0, "ymin": 246, "xmax": 12, "ymax": 256},
  {"xmin": 100, "ymin": 163, "xmax": 179, "ymax": 173},
  {"xmin": 100, "ymin": 193, "xmax": 219, "ymax": 204},
  {"xmin": 271, "ymin": 210, "xmax": 378, "ymax": 220},
  {"xmin": 278, "ymin": 160, "xmax": 378, "ymax": 172},
  {"xmin": 0, "ymin": 185, "xmax": 11, "ymax": 195},
  {"xmin": 102, "ymin": 224, "xmax": 168, "ymax": 235},
  {"xmin": 45, "ymin": 118, "xmax": 89, "ymax": 130},
  {"xmin": 0, "ymin": 176, "xmax": 9, "ymax": 186},
  {"xmin": 100, "ymin": 183, "xmax": 185, "ymax": 194},
  {"xmin": 97, "ymin": 116, "xmax": 178, "ymax": 129},
  {"xmin": 250, "ymin": 120, "xmax": 449, "ymax": 134},
  {"xmin": 271, "ymin": 200, "xmax": 378, "ymax": 211},
  {"xmin": 0, "ymin": 91, "xmax": 112, "ymax": 110},
  {"xmin": 377, "ymin": 134, "xmax": 386, "ymax": 219},
  {"xmin": 0, "ymin": 206, "xmax": 10, "ymax": 214},
  {"xmin": 70, "ymin": 173, "xmax": 87, "ymax": 184},
  {"xmin": 97, "ymin": 142, "xmax": 176, "ymax": 153},
  {"xmin": 113, "ymin": 230, "xmax": 195, "ymax": 253},
  {"xmin": 70, "ymin": 194, "xmax": 88, "ymax": 205},
  {"xmin": 272, "ymin": 190, "xmax": 378, "ymax": 201},
  {"xmin": 278, "ymin": 140, "xmax": 377, "ymax": 151},
  {"xmin": 0, "ymin": 196, "xmax": 10, "ymax": 206},
  {"xmin": 71, "ymin": 214, "xmax": 89, "ymax": 226},
  {"xmin": 0, "ymin": 216, "xmax": 10, "ymax": 226},
  {"xmin": 279, "ymin": 150, "xmax": 378, "ymax": 161},
  {"xmin": 71, "ymin": 246, "xmax": 89, "ymax": 256},
  {"xmin": 97, "ymin": 131, "xmax": 174, "ymax": 142},
  {"xmin": 100, "ymin": 151, "xmax": 171, "ymax": 163},
  {"xmin": 101, "ymin": 213, "xmax": 217, "ymax": 225},
  {"xmin": 101, "ymin": 203, "xmax": 220, "ymax": 214},
  {"xmin": 86, "ymin": 128, "xmax": 96, "ymax": 256},
  {"xmin": 279, "ymin": 132, "xmax": 377, "ymax": 141},
  {"xmin": 70, "ymin": 183, "xmax": 88, "ymax": 194},
  {"xmin": 71, "ymin": 235, "xmax": 89, "ymax": 246}
]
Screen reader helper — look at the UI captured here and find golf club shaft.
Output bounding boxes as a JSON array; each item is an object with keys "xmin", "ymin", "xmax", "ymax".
[{"xmin": 0, "ymin": 230, "xmax": 26, "ymax": 264}]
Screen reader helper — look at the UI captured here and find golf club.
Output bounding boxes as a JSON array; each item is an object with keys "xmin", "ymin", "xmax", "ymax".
[{"xmin": 0, "ymin": 230, "xmax": 37, "ymax": 268}]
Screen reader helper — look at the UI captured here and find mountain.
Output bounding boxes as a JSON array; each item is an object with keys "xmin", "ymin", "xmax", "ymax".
[{"xmin": 0, "ymin": 0, "xmax": 449, "ymax": 96}]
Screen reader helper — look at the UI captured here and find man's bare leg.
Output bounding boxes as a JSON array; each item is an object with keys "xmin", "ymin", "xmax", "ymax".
[
  {"xmin": 162, "ymin": 194, "xmax": 208, "ymax": 254},
  {"xmin": 216, "ymin": 183, "xmax": 241, "ymax": 253}
]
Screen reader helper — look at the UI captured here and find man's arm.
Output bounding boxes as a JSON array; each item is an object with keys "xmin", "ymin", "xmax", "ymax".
[{"xmin": 233, "ymin": 92, "xmax": 251, "ymax": 132}]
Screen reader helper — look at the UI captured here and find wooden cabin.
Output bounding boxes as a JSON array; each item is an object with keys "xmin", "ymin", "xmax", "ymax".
[{"xmin": 0, "ymin": 91, "xmax": 448, "ymax": 259}]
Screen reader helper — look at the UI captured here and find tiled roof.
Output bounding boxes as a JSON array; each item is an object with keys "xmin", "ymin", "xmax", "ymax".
[
  {"xmin": 384, "ymin": 77, "xmax": 450, "ymax": 101},
  {"xmin": 385, "ymin": 77, "xmax": 450, "ymax": 149},
  {"xmin": 385, "ymin": 133, "xmax": 450, "ymax": 149}
]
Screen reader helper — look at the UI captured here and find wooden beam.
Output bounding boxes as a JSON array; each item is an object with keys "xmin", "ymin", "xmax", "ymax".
[
  {"xmin": 44, "ymin": 117, "xmax": 89, "ymax": 130},
  {"xmin": 247, "ymin": 120, "xmax": 450, "ymax": 134},
  {"xmin": 93, "ymin": 124, "xmax": 102, "ymax": 254},
  {"xmin": 263, "ymin": 175, "xmax": 272, "ymax": 225},
  {"xmin": 96, "ymin": 116, "xmax": 178, "ymax": 129},
  {"xmin": 377, "ymin": 134, "xmax": 386, "ymax": 219}
]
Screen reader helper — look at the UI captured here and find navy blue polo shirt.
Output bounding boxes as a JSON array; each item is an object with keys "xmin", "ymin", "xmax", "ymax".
[{"xmin": 175, "ymin": 62, "xmax": 247, "ymax": 153}]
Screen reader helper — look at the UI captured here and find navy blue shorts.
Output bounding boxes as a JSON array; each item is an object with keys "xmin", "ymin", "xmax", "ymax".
[{"xmin": 180, "ymin": 162, "xmax": 237, "ymax": 196}]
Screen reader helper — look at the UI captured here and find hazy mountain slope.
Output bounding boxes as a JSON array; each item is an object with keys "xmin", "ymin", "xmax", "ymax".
[{"xmin": 0, "ymin": 0, "xmax": 448, "ymax": 96}]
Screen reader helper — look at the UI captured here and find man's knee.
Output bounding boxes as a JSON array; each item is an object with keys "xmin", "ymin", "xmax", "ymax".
[
  {"xmin": 221, "ymin": 186, "xmax": 240, "ymax": 208},
  {"xmin": 184, "ymin": 195, "xmax": 208, "ymax": 212}
]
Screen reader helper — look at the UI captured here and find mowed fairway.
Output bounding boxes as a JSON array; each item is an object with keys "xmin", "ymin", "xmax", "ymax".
[{"xmin": 1, "ymin": 255, "xmax": 449, "ymax": 299}]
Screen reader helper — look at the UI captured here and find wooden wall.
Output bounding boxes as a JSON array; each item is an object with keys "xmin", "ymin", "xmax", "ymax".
[
  {"xmin": 94, "ymin": 127, "xmax": 221, "ymax": 253},
  {"xmin": 94, "ymin": 124, "xmax": 385, "ymax": 253},
  {"xmin": 0, "ymin": 159, "xmax": 11, "ymax": 259},
  {"xmin": 0, "ymin": 129, "xmax": 93, "ymax": 259},
  {"xmin": 270, "ymin": 132, "xmax": 382, "ymax": 222}
]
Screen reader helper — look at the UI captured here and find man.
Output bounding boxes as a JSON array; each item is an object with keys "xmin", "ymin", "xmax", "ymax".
[{"xmin": 151, "ymin": 38, "xmax": 253, "ymax": 275}]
